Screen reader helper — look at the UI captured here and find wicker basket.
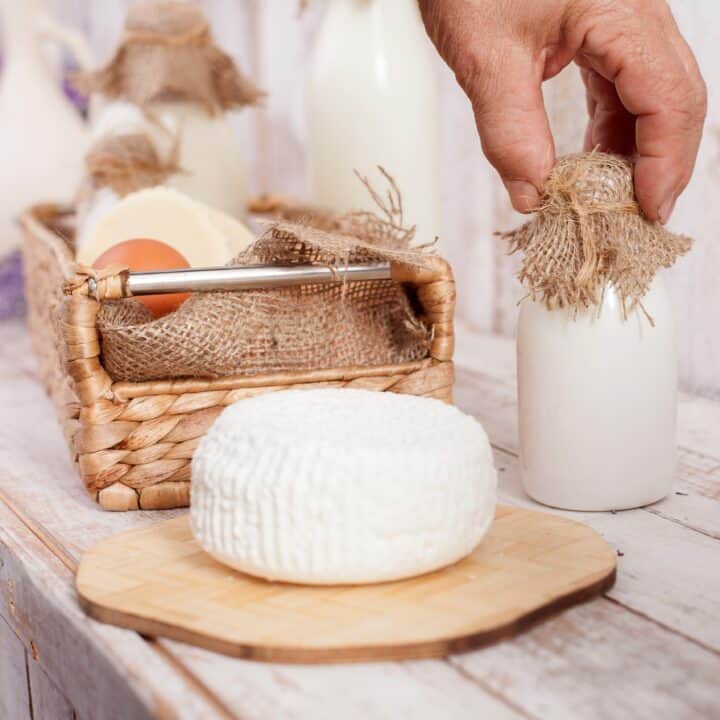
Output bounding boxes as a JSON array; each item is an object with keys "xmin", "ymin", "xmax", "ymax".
[{"xmin": 21, "ymin": 204, "xmax": 456, "ymax": 512}]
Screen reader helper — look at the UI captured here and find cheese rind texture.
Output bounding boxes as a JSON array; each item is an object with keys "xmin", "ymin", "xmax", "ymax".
[{"xmin": 190, "ymin": 389, "xmax": 497, "ymax": 585}]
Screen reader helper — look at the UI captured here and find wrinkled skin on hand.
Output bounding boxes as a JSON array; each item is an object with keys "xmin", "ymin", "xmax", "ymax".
[{"xmin": 419, "ymin": 0, "xmax": 707, "ymax": 222}]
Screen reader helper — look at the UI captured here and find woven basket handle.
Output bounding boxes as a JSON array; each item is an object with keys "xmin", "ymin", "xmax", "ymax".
[
  {"xmin": 102, "ymin": 263, "xmax": 393, "ymax": 297},
  {"xmin": 64, "ymin": 258, "xmax": 456, "ymax": 362},
  {"xmin": 392, "ymin": 257, "xmax": 456, "ymax": 362}
]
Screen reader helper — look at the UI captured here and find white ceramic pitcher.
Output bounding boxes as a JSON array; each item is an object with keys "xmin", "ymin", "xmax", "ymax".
[
  {"xmin": 306, "ymin": 0, "xmax": 440, "ymax": 248},
  {"xmin": 0, "ymin": 0, "xmax": 94, "ymax": 259}
]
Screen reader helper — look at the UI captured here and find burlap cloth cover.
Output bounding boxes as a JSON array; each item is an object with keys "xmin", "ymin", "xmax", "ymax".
[
  {"xmin": 502, "ymin": 152, "xmax": 692, "ymax": 316},
  {"xmin": 74, "ymin": 1, "xmax": 263, "ymax": 114},
  {"xmin": 96, "ymin": 199, "xmax": 434, "ymax": 382}
]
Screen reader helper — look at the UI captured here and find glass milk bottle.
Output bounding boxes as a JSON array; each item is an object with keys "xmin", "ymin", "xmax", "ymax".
[
  {"xmin": 90, "ymin": 100, "xmax": 250, "ymax": 221},
  {"xmin": 77, "ymin": 1, "xmax": 261, "ymax": 221},
  {"xmin": 307, "ymin": 0, "xmax": 440, "ymax": 247},
  {"xmin": 517, "ymin": 276, "xmax": 678, "ymax": 511}
]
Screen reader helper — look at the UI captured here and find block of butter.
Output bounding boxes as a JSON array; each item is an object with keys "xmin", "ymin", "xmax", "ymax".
[{"xmin": 75, "ymin": 186, "xmax": 255, "ymax": 267}]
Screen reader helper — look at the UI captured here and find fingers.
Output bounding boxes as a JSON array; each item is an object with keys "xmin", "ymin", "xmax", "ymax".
[
  {"xmin": 418, "ymin": 0, "xmax": 556, "ymax": 213},
  {"xmin": 420, "ymin": 0, "xmax": 706, "ymax": 223},
  {"xmin": 581, "ymin": 68, "xmax": 636, "ymax": 156},
  {"xmin": 467, "ymin": 44, "xmax": 555, "ymax": 212},
  {"xmin": 575, "ymin": 2, "xmax": 707, "ymax": 222},
  {"xmin": 582, "ymin": 68, "xmax": 597, "ymax": 152}
]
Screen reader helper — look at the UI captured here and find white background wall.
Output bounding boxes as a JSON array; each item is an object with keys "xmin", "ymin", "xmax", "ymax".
[{"xmin": 50, "ymin": 0, "xmax": 720, "ymax": 398}]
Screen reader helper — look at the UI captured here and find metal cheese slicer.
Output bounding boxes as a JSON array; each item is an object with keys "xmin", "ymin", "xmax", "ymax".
[{"xmin": 89, "ymin": 262, "xmax": 393, "ymax": 298}]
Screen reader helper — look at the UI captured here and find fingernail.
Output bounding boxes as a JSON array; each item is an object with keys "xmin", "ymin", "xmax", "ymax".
[
  {"xmin": 658, "ymin": 195, "xmax": 677, "ymax": 225},
  {"xmin": 504, "ymin": 180, "xmax": 540, "ymax": 213}
]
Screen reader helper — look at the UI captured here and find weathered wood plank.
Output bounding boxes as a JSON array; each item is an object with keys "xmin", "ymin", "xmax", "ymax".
[
  {"xmin": 677, "ymin": 393, "xmax": 720, "ymax": 460},
  {"xmin": 0, "ymin": 616, "xmax": 32, "ymax": 720},
  {"xmin": 3, "ymin": 320, "xmax": 720, "ymax": 718},
  {"xmin": 0, "ymin": 500, "xmax": 231, "ymax": 720},
  {"xmin": 650, "ymin": 448, "xmax": 720, "ymax": 540},
  {"xmin": 452, "ymin": 598, "xmax": 720, "ymax": 720},
  {"xmin": 492, "ymin": 446, "xmax": 720, "ymax": 653},
  {"xmin": 27, "ymin": 660, "xmax": 75, "ymax": 720},
  {"xmin": 160, "ymin": 643, "xmax": 523, "ymax": 720},
  {"xmin": 0, "ymin": 322, "xmax": 184, "ymax": 561},
  {"xmin": 0, "ymin": 320, "xmax": 520, "ymax": 719}
]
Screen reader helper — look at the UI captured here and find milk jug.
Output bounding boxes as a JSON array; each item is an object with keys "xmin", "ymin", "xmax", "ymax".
[
  {"xmin": 76, "ymin": 1, "xmax": 261, "ymax": 222},
  {"xmin": 307, "ymin": 0, "xmax": 440, "ymax": 247},
  {"xmin": 0, "ymin": 0, "xmax": 93, "ymax": 259}
]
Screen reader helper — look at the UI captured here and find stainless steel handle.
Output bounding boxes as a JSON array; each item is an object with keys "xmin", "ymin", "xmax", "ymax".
[{"xmin": 124, "ymin": 263, "xmax": 392, "ymax": 296}]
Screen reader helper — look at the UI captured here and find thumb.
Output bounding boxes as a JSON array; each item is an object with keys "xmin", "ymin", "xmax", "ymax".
[{"xmin": 465, "ymin": 45, "xmax": 555, "ymax": 213}]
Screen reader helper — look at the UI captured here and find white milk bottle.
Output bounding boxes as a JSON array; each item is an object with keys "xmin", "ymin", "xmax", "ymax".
[
  {"xmin": 90, "ymin": 100, "xmax": 249, "ymax": 221},
  {"xmin": 517, "ymin": 276, "xmax": 678, "ymax": 511},
  {"xmin": 307, "ymin": 0, "xmax": 440, "ymax": 247},
  {"xmin": 508, "ymin": 152, "xmax": 689, "ymax": 512},
  {"xmin": 76, "ymin": 1, "xmax": 261, "ymax": 223}
]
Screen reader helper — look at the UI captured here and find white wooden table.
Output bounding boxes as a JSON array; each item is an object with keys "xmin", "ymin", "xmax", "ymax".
[{"xmin": 0, "ymin": 318, "xmax": 718, "ymax": 720}]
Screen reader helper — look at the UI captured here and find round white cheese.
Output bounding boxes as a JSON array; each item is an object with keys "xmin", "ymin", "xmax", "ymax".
[
  {"xmin": 75, "ymin": 186, "xmax": 255, "ymax": 267},
  {"xmin": 190, "ymin": 389, "xmax": 497, "ymax": 585}
]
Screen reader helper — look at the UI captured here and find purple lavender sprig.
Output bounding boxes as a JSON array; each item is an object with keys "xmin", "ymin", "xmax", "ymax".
[
  {"xmin": 63, "ymin": 57, "xmax": 90, "ymax": 117},
  {"xmin": 0, "ymin": 251, "xmax": 26, "ymax": 322}
]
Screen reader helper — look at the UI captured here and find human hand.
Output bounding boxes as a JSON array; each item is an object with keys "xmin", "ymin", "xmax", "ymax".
[{"xmin": 419, "ymin": 0, "xmax": 706, "ymax": 222}]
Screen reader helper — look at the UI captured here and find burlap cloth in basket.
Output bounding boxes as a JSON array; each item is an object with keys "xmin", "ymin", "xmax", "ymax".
[
  {"xmin": 501, "ymin": 152, "xmax": 692, "ymax": 317},
  {"xmin": 96, "ymin": 214, "xmax": 435, "ymax": 383}
]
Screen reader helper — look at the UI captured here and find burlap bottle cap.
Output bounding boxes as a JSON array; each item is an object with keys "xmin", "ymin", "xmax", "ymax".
[
  {"xmin": 83, "ymin": 133, "xmax": 180, "ymax": 197},
  {"xmin": 74, "ymin": 1, "xmax": 264, "ymax": 114},
  {"xmin": 502, "ymin": 152, "xmax": 692, "ymax": 315}
]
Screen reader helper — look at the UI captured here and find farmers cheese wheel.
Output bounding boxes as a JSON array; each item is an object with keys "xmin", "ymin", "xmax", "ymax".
[{"xmin": 191, "ymin": 389, "xmax": 497, "ymax": 585}]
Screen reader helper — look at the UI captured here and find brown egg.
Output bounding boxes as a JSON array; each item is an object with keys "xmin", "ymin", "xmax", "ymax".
[{"xmin": 93, "ymin": 238, "xmax": 191, "ymax": 318}]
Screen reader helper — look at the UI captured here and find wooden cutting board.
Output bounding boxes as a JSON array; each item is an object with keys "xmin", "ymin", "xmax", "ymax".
[{"xmin": 76, "ymin": 506, "xmax": 616, "ymax": 663}]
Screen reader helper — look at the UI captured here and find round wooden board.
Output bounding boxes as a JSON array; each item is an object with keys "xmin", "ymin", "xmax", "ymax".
[{"xmin": 76, "ymin": 506, "xmax": 616, "ymax": 664}]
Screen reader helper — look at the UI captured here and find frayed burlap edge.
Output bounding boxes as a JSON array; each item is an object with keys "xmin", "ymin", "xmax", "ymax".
[
  {"xmin": 83, "ymin": 132, "xmax": 181, "ymax": 197},
  {"xmin": 231, "ymin": 168, "xmax": 439, "ymax": 295},
  {"xmin": 500, "ymin": 152, "xmax": 692, "ymax": 318},
  {"xmin": 251, "ymin": 166, "xmax": 437, "ymax": 264}
]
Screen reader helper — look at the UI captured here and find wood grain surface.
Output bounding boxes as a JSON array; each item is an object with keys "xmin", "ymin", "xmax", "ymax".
[
  {"xmin": 76, "ymin": 507, "xmax": 616, "ymax": 663},
  {"xmin": 1, "ymin": 319, "xmax": 720, "ymax": 718}
]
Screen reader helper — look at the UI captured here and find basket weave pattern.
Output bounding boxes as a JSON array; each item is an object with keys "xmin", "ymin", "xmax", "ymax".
[{"xmin": 21, "ymin": 206, "xmax": 457, "ymax": 512}]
